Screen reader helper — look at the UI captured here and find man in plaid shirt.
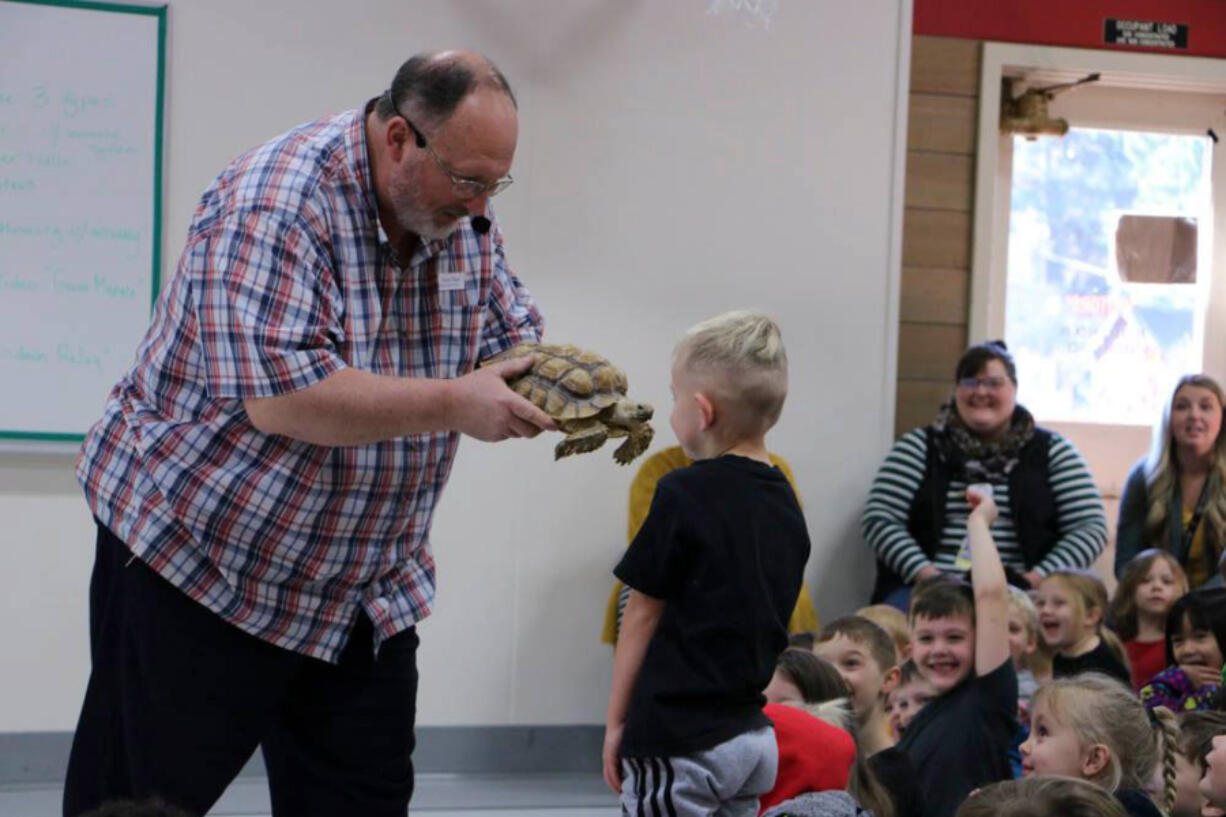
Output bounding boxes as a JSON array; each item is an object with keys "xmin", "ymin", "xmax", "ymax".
[{"xmin": 64, "ymin": 51, "xmax": 554, "ymax": 817}]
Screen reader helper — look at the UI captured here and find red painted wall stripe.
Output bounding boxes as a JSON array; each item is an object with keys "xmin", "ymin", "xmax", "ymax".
[{"xmin": 914, "ymin": 0, "xmax": 1226, "ymax": 59}]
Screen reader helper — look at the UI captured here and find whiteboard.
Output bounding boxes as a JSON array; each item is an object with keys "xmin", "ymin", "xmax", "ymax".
[{"xmin": 0, "ymin": 0, "xmax": 165, "ymax": 442}]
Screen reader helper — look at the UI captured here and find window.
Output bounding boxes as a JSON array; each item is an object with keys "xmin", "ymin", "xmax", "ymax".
[
  {"xmin": 1004, "ymin": 127, "xmax": 1213, "ymax": 424},
  {"xmin": 970, "ymin": 44, "xmax": 1226, "ymax": 577}
]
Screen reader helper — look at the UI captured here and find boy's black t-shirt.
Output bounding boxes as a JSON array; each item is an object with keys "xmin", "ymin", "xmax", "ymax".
[
  {"xmin": 614, "ymin": 455, "xmax": 811, "ymax": 758},
  {"xmin": 868, "ymin": 746, "xmax": 926, "ymax": 817},
  {"xmin": 1052, "ymin": 638, "xmax": 1132, "ymax": 685},
  {"xmin": 896, "ymin": 658, "xmax": 1018, "ymax": 817}
]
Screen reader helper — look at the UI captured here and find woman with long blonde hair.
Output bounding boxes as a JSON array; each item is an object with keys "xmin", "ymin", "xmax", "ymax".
[{"xmin": 1116, "ymin": 374, "xmax": 1226, "ymax": 590}]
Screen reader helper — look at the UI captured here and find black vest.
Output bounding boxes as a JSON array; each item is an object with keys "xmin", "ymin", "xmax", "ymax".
[{"xmin": 870, "ymin": 426, "xmax": 1060, "ymax": 603}]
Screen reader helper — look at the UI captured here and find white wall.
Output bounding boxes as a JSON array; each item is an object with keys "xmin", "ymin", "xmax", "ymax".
[{"xmin": 0, "ymin": 0, "xmax": 910, "ymax": 731}]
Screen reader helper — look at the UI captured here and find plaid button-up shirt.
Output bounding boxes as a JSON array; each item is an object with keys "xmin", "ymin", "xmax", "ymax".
[{"xmin": 76, "ymin": 105, "xmax": 543, "ymax": 662}]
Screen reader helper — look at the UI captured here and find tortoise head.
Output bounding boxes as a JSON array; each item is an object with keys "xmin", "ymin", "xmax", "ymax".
[{"xmin": 610, "ymin": 398, "xmax": 653, "ymax": 426}]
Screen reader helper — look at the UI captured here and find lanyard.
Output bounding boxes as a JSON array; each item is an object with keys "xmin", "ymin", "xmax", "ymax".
[{"xmin": 1180, "ymin": 478, "xmax": 1213, "ymax": 572}]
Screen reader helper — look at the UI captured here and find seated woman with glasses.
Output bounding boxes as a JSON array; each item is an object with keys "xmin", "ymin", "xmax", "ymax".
[
  {"xmin": 1116, "ymin": 375, "xmax": 1226, "ymax": 590},
  {"xmin": 862, "ymin": 341, "xmax": 1108, "ymax": 610}
]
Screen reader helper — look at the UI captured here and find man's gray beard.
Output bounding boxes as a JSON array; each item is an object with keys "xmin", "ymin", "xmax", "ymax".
[
  {"xmin": 389, "ymin": 176, "xmax": 462, "ymax": 242},
  {"xmin": 403, "ymin": 209, "xmax": 461, "ymax": 242}
]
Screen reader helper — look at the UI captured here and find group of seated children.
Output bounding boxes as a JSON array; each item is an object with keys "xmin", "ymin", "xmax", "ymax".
[
  {"xmin": 760, "ymin": 519, "xmax": 1226, "ymax": 817},
  {"xmin": 601, "ymin": 309, "xmax": 1226, "ymax": 817}
]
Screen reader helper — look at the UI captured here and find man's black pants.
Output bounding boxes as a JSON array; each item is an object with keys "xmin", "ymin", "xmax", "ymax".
[{"xmin": 63, "ymin": 522, "xmax": 419, "ymax": 817}]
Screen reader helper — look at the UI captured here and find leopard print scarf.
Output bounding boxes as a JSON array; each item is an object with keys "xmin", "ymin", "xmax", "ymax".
[{"xmin": 932, "ymin": 399, "xmax": 1036, "ymax": 483}]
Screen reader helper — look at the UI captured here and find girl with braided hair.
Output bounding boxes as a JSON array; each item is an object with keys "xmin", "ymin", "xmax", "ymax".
[{"xmin": 1018, "ymin": 673, "xmax": 1177, "ymax": 817}]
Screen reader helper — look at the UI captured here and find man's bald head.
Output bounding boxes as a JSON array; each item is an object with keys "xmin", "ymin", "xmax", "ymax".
[{"xmin": 376, "ymin": 50, "xmax": 516, "ymax": 130}]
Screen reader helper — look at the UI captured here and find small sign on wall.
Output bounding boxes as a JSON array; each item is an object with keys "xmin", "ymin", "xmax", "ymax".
[{"xmin": 1104, "ymin": 19, "xmax": 1189, "ymax": 50}]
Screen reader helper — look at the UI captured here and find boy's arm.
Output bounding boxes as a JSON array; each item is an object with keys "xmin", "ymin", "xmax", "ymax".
[
  {"xmin": 603, "ymin": 589, "xmax": 666, "ymax": 793},
  {"xmin": 967, "ymin": 490, "xmax": 1010, "ymax": 676}
]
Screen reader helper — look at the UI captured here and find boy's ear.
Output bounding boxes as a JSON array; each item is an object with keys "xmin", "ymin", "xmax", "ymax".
[
  {"xmin": 881, "ymin": 665, "xmax": 901, "ymax": 696},
  {"xmin": 1082, "ymin": 743, "xmax": 1111, "ymax": 779},
  {"xmin": 693, "ymin": 392, "xmax": 716, "ymax": 431}
]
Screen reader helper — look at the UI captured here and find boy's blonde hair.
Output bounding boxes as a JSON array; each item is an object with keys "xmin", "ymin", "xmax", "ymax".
[
  {"xmin": 1007, "ymin": 586, "xmax": 1038, "ymax": 635},
  {"xmin": 1006, "ymin": 586, "xmax": 1050, "ymax": 676},
  {"xmin": 1031, "ymin": 674, "xmax": 1177, "ymax": 810},
  {"xmin": 856, "ymin": 603, "xmax": 910, "ymax": 660},
  {"xmin": 673, "ymin": 310, "xmax": 788, "ymax": 437}
]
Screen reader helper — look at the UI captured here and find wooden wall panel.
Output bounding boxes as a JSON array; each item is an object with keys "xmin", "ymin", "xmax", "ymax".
[
  {"xmin": 902, "ymin": 209, "xmax": 971, "ymax": 269},
  {"xmin": 895, "ymin": 379, "xmax": 957, "ymax": 438},
  {"xmin": 900, "ymin": 267, "xmax": 968, "ymax": 324},
  {"xmin": 907, "ymin": 94, "xmax": 978, "ymax": 155},
  {"xmin": 910, "ymin": 36, "xmax": 981, "ymax": 96},
  {"xmin": 904, "ymin": 152, "xmax": 974, "ymax": 211},
  {"xmin": 894, "ymin": 36, "xmax": 983, "ymax": 441},
  {"xmin": 897, "ymin": 323, "xmax": 967, "ymax": 380}
]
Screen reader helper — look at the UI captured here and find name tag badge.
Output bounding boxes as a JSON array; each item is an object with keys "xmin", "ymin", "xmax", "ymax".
[{"xmin": 438, "ymin": 272, "xmax": 467, "ymax": 292}]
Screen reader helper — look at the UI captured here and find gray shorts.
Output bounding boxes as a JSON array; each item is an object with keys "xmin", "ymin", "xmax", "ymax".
[{"xmin": 620, "ymin": 726, "xmax": 778, "ymax": 817}]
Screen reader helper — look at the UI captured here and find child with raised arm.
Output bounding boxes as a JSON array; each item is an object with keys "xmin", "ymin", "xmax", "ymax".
[
  {"xmin": 602, "ymin": 311, "xmax": 810, "ymax": 817},
  {"xmin": 896, "ymin": 488, "xmax": 1016, "ymax": 817}
]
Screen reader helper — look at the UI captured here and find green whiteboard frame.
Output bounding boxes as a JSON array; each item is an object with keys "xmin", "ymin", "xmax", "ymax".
[{"xmin": 0, "ymin": 0, "xmax": 166, "ymax": 444}]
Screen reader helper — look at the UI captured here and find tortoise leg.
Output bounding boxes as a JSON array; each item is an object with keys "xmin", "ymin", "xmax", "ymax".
[
  {"xmin": 555, "ymin": 424, "xmax": 609, "ymax": 460},
  {"xmin": 613, "ymin": 424, "xmax": 654, "ymax": 465}
]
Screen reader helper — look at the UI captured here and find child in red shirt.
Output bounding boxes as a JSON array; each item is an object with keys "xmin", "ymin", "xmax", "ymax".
[{"xmin": 1111, "ymin": 549, "xmax": 1187, "ymax": 689}]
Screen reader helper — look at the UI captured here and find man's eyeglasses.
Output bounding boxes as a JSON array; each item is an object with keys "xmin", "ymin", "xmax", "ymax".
[
  {"xmin": 957, "ymin": 376, "xmax": 1010, "ymax": 392},
  {"xmin": 388, "ymin": 94, "xmax": 513, "ymax": 199}
]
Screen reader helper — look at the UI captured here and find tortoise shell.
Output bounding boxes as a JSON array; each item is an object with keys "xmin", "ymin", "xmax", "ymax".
[{"xmin": 487, "ymin": 343, "xmax": 630, "ymax": 422}]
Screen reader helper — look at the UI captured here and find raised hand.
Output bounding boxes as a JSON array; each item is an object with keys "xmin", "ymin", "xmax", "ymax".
[{"xmin": 966, "ymin": 484, "xmax": 999, "ymax": 526}]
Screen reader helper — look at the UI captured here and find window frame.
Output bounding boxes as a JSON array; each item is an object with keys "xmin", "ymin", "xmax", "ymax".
[{"xmin": 971, "ymin": 43, "xmax": 1226, "ymax": 504}]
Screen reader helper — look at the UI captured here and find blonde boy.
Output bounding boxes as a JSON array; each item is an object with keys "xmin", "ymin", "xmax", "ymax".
[
  {"xmin": 896, "ymin": 491, "xmax": 1016, "ymax": 817},
  {"xmin": 603, "ymin": 312, "xmax": 810, "ymax": 817},
  {"xmin": 857, "ymin": 603, "xmax": 911, "ymax": 662},
  {"xmin": 1006, "ymin": 585, "xmax": 1043, "ymax": 715}
]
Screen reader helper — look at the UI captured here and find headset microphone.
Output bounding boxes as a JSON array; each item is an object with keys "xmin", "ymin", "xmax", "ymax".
[{"xmin": 471, "ymin": 215, "xmax": 491, "ymax": 235}]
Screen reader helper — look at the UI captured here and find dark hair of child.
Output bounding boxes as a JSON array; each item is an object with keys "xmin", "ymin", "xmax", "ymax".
[
  {"xmin": 1164, "ymin": 587, "xmax": 1226, "ymax": 666},
  {"xmin": 897, "ymin": 659, "xmax": 922, "ymax": 685},
  {"xmin": 775, "ymin": 647, "xmax": 849, "ymax": 702},
  {"xmin": 954, "ymin": 777, "xmax": 1126, "ymax": 817},
  {"xmin": 1177, "ymin": 709, "xmax": 1226, "ymax": 773},
  {"xmin": 909, "ymin": 577, "xmax": 975, "ymax": 625},
  {"xmin": 817, "ymin": 615, "xmax": 898, "ymax": 673},
  {"xmin": 788, "ymin": 631, "xmax": 816, "ymax": 650}
]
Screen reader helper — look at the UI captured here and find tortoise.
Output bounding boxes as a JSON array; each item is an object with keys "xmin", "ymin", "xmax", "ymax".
[{"xmin": 483, "ymin": 343, "xmax": 654, "ymax": 464}]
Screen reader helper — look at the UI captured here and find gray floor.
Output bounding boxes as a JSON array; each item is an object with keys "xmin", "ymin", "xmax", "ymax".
[{"xmin": 1, "ymin": 773, "xmax": 620, "ymax": 816}]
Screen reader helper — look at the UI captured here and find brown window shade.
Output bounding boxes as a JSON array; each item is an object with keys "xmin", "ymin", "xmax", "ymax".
[{"xmin": 1115, "ymin": 214, "xmax": 1197, "ymax": 284}]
